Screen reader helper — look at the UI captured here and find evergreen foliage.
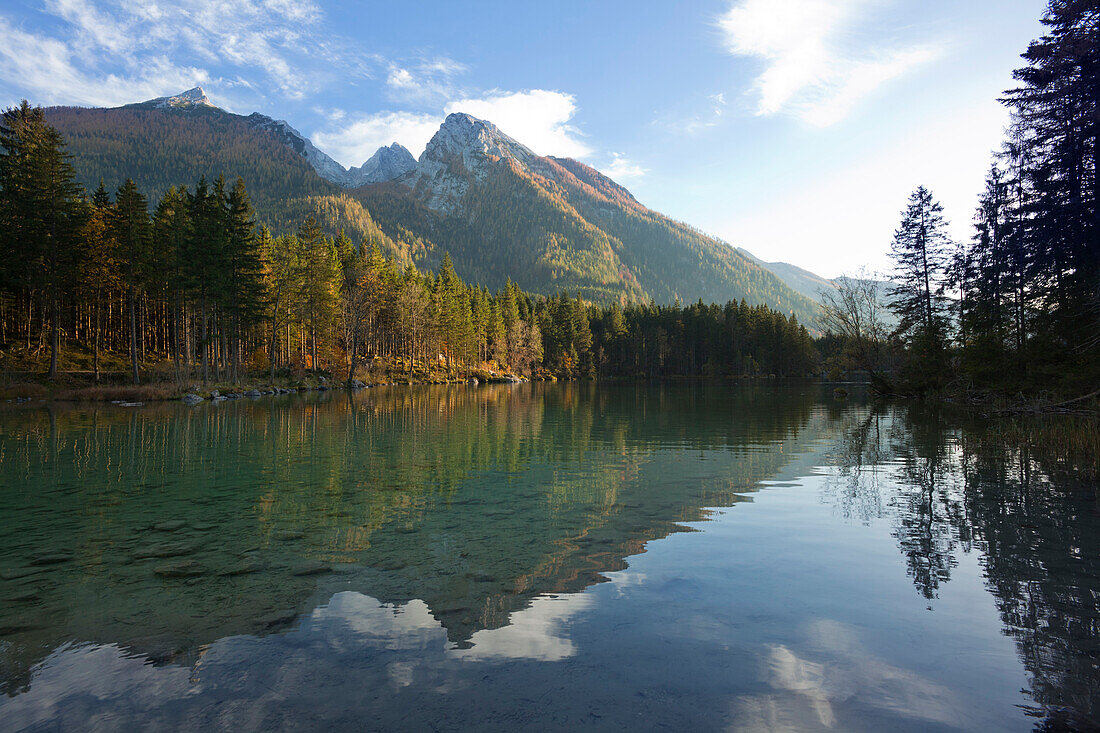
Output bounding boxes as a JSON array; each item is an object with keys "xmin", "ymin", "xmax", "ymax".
[
  {"xmin": 822, "ymin": 1, "xmax": 1099, "ymax": 398},
  {"xmin": 0, "ymin": 107, "xmax": 817, "ymax": 384}
]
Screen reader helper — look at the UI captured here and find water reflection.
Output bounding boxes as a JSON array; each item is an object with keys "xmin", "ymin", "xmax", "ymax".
[
  {"xmin": 0, "ymin": 384, "xmax": 819, "ymax": 695},
  {"xmin": 825, "ymin": 403, "xmax": 1100, "ymax": 730},
  {"xmin": 1, "ymin": 384, "xmax": 1097, "ymax": 730}
]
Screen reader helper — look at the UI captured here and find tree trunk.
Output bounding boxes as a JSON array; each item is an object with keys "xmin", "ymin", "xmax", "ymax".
[
  {"xmin": 93, "ymin": 292, "xmax": 101, "ymax": 383},
  {"xmin": 347, "ymin": 338, "xmax": 358, "ymax": 384},
  {"xmin": 270, "ymin": 324, "xmax": 277, "ymax": 383},
  {"xmin": 128, "ymin": 286, "xmax": 140, "ymax": 385},
  {"xmin": 201, "ymin": 291, "xmax": 209, "ymax": 384},
  {"xmin": 48, "ymin": 292, "xmax": 59, "ymax": 380}
]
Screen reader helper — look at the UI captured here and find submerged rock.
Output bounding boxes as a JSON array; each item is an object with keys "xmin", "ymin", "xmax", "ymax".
[
  {"xmin": 182, "ymin": 394, "xmax": 203, "ymax": 405},
  {"xmin": 219, "ymin": 559, "xmax": 267, "ymax": 576},
  {"xmin": 154, "ymin": 560, "xmax": 206, "ymax": 578},
  {"xmin": 290, "ymin": 562, "xmax": 332, "ymax": 576},
  {"xmin": 132, "ymin": 539, "xmax": 205, "ymax": 560},
  {"xmin": 257, "ymin": 609, "xmax": 298, "ymax": 629}
]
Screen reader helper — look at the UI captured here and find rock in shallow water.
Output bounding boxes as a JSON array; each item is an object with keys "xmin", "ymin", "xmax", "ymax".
[
  {"xmin": 132, "ymin": 539, "xmax": 205, "ymax": 559},
  {"xmin": 154, "ymin": 560, "xmax": 206, "ymax": 577},
  {"xmin": 290, "ymin": 562, "xmax": 332, "ymax": 576},
  {"xmin": 218, "ymin": 560, "xmax": 267, "ymax": 576}
]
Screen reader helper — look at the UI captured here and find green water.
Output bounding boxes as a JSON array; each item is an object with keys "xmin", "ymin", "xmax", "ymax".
[{"xmin": 0, "ymin": 383, "xmax": 1096, "ymax": 731}]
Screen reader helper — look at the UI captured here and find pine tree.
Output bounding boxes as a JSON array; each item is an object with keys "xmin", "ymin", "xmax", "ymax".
[
  {"xmin": 152, "ymin": 186, "xmax": 192, "ymax": 381},
  {"xmin": 888, "ymin": 187, "xmax": 952, "ymax": 343},
  {"xmin": 1002, "ymin": 0, "xmax": 1099, "ymax": 374},
  {"xmin": 80, "ymin": 182, "xmax": 118, "ymax": 382},
  {"xmin": 223, "ymin": 177, "xmax": 265, "ymax": 381},
  {"xmin": 0, "ymin": 101, "xmax": 84, "ymax": 377},
  {"xmin": 110, "ymin": 179, "xmax": 152, "ymax": 384},
  {"xmin": 296, "ymin": 217, "xmax": 340, "ymax": 372}
]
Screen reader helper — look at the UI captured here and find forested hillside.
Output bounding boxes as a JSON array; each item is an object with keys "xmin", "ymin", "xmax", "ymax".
[
  {"xmin": 39, "ymin": 99, "xmax": 821, "ymax": 324},
  {"xmin": 0, "ymin": 103, "xmax": 816, "ymax": 386},
  {"xmin": 46, "ymin": 106, "xmax": 415, "ymax": 265},
  {"xmin": 358, "ymin": 116, "xmax": 822, "ymax": 324}
]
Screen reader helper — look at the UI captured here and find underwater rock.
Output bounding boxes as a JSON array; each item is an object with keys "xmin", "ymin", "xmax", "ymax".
[
  {"xmin": 154, "ymin": 560, "xmax": 206, "ymax": 578},
  {"xmin": 290, "ymin": 562, "xmax": 332, "ymax": 576}
]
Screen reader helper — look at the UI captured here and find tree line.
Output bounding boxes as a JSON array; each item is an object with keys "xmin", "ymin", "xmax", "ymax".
[
  {"xmin": 823, "ymin": 0, "xmax": 1098, "ymax": 397},
  {"xmin": 0, "ymin": 101, "xmax": 816, "ymax": 385}
]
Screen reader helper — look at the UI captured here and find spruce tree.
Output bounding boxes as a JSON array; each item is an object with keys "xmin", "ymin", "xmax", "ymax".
[
  {"xmin": 888, "ymin": 187, "xmax": 951, "ymax": 340},
  {"xmin": 0, "ymin": 101, "xmax": 84, "ymax": 377},
  {"xmin": 224, "ymin": 177, "xmax": 265, "ymax": 381},
  {"xmin": 110, "ymin": 179, "xmax": 152, "ymax": 384}
]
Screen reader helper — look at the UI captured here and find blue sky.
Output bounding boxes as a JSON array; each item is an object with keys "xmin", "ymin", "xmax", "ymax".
[{"xmin": 0, "ymin": 0, "xmax": 1047, "ymax": 277}]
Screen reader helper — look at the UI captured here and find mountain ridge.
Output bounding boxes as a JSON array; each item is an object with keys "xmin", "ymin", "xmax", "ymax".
[{"xmin": 43, "ymin": 88, "xmax": 823, "ymax": 325}]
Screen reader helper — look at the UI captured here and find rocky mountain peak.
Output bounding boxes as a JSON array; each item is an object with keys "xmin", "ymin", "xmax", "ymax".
[
  {"xmin": 146, "ymin": 87, "xmax": 214, "ymax": 109},
  {"xmin": 424, "ymin": 112, "xmax": 535, "ymax": 166},
  {"xmin": 346, "ymin": 143, "xmax": 416, "ymax": 187},
  {"xmin": 402, "ymin": 113, "xmax": 537, "ymax": 213}
]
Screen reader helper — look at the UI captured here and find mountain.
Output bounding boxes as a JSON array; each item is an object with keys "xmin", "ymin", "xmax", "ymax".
[
  {"xmin": 120, "ymin": 88, "xmax": 413, "ymax": 189},
  {"xmin": 738, "ymin": 250, "xmax": 896, "ymax": 327},
  {"xmin": 347, "ymin": 143, "xmax": 417, "ymax": 187},
  {"xmin": 358, "ymin": 112, "xmax": 822, "ymax": 322},
  {"xmin": 46, "ymin": 92, "xmax": 419, "ymax": 263},
  {"xmin": 43, "ymin": 89, "xmax": 822, "ymax": 324},
  {"xmin": 131, "ymin": 86, "xmax": 217, "ymax": 110},
  {"xmin": 737, "ymin": 250, "xmax": 838, "ymax": 301}
]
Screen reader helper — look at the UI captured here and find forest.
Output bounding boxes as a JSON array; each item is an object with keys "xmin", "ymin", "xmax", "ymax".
[
  {"xmin": 0, "ymin": 103, "xmax": 814, "ymax": 390},
  {"xmin": 822, "ymin": 1, "xmax": 1098, "ymax": 402}
]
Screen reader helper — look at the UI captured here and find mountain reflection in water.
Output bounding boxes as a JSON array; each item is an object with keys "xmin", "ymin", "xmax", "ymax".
[{"xmin": 0, "ymin": 383, "xmax": 1097, "ymax": 731}]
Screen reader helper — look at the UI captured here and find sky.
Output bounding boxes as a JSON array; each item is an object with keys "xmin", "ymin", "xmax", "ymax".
[{"xmin": 0, "ymin": 0, "xmax": 1048, "ymax": 278}]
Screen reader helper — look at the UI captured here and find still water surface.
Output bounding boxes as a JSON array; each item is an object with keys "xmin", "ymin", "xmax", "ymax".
[{"xmin": 0, "ymin": 383, "xmax": 1096, "ymax": 731}]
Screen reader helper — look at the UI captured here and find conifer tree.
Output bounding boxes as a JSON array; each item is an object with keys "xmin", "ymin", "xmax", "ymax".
[
  {"xmin": 0, "ymin": 101, "xmax": 84, "ymax": 378},
  {"xmin": 296, "ymin": 217, "xmax": 340, "ymax": 371},
  {"xmin": 110, "ymin": 179, "xmax": 152, "ymax": 384},
  {"xmin": 152, "ymin": 186, "xmax": 191, "ymax": 380},
  {"xmin": 223, "ymin": 177, "xmax": 265, "ymax": 381},
  {"xmin": 888, "ymin": 186, "xmax": 951, "ymax": 345},
  {"xmin": 81, "ymin": 182, "xmax": 118, "ymax": 382}
]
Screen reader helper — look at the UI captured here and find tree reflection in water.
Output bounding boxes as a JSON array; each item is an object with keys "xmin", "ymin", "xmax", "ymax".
[{"xmin": 827, "ymin": 403, "xmax": 1100, "ymax": 730}]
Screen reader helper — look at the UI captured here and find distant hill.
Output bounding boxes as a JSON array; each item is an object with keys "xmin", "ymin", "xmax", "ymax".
[
  {"xmin": 737, "ymin": 250, "xmax": 838, "ymax": 301},
  {"xmin": 43, "ymin": 89, "xmax": 822, "ymax": 324},
  {"xmin": 737, "ymin": 249, "xmax": 895, "ymax": 327}
]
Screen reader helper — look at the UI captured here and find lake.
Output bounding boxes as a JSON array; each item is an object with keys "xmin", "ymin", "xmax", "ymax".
[{"xmin": 0, "ymin": 383, "xmax": 1096, "ymax": 731}]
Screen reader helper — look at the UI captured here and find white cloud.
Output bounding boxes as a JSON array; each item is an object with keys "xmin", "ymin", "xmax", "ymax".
[
  {"xmin": 717, "ymin": 0, "xmax": 941, "ymax": 126},
  {"xmin": 315, "ymin": 88, "xmax": 595, "ymax": 168},
  {"xmin": 445, "ymin": 89, "xmax": 592, "ymax": 158},
  {"xmin": 601, "ymin": 153, "xmax": 647, "ymax": 182},
  {"xmin": 313, "ymin": 111, "xmax": 442, "ymax": 164},
  {"xmin": 0, "ymin": 16, "xmax": 210, "ymax": 108},
  {"xmin": 1, "ymin": 0, "xmax": 352, "ymax": 109}
]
